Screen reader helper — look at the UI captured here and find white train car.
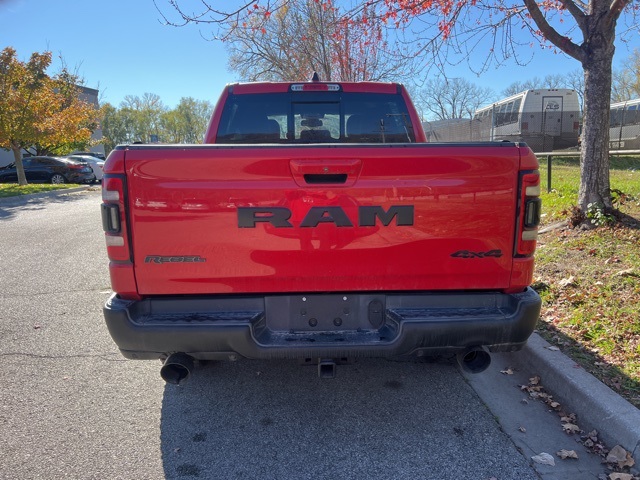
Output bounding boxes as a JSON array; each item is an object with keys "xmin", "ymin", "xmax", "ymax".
[
  {"xmin": 609, "ymin": 98, "xmax": 640, "ymax": 150},
  {"xmin": 472, "ymin": 89, "xmax": 581, "ymax": 152}
]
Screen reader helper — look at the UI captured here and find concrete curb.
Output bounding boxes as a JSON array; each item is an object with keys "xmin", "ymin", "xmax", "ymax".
[
  {"xmin": 514, "ymin": 332, "xmax": 640, "ymax": 470},
  {"xmin": 0, "ymin": 186, "xmax": 94, "ymax": 205}
]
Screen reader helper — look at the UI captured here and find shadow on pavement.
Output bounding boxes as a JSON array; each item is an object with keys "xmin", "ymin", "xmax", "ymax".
[
  {"xmin": 159, "ymin": 358, "xmax": 539, "ymax": 480},
  {"xmin": 0, "ymin": 190, "xmax": 96, "ymax": 221}
]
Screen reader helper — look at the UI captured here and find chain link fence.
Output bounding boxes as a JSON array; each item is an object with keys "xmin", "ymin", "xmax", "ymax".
[
  {"xmin": 422, "ymin": 107, "xmax": 640, "ymax": 153},
  {"xmin": 422, "ymin": 111, "xmax": 582, "ymax": 152},
  {"xmin": 609, "ymin": 101, "xmax": 640, "ymax": 150}
]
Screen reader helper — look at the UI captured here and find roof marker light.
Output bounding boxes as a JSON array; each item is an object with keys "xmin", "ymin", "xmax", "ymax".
[{"xmin": 291, "ymin": 84, "xmax": 341, "ymax": 92}]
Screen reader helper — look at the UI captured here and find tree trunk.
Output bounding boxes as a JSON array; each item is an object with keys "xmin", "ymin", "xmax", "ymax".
[
  {"xmin": 11, "ymin": 143, "xmax": 28, "ymax": 186},
  {"xmin": 578, "ymin": 24, "xmax": 616, "ymax": 212}
]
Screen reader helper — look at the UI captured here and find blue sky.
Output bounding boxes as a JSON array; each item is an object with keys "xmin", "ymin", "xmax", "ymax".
[
  {"xmin": 1, "ymin": 0, "xmax": 638, "ymax": 108},
  {"xmin": 0, "ymin": 0, "xmax": 233, "ymax": 107}
]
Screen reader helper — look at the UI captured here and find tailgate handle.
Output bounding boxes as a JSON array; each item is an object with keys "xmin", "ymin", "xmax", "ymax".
[
  {"xmin": 303, "ymin": 173, "xmax": 347, "ymax": 184},
  {"xmin": 290, "ymin": 159, "xmax": 361, "ymax": 187}
]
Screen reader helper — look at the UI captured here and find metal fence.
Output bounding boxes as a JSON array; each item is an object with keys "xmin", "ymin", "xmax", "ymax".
[
  {"xmin": 422, "ymin": 112, "xmax": 640, "ymax": 153},
  {"xmin": 609, "ymin": 122, "xmax": 640, "ymax": 150},
  {"xmin": 422, "ymin": 111, "xmax": 582, "ymax": 152},
  {"xmin": 536, "ymin": 150, "xmax": 640, "ymax": 193}
]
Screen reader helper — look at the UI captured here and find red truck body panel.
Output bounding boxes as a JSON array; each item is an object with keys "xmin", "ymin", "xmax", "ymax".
[{"xmin": 111, "ymin": 143, "xmax": 531, "ymax": 296}]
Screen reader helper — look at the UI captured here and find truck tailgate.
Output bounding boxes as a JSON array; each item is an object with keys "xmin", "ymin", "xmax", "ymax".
[{"xmin": 124, "ymin": 144, "xmax": 521, "ymax": 295}]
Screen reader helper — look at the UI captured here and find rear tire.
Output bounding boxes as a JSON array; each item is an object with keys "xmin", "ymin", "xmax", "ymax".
[{"xmin": 50, "ymin": 174, "xmax": 66, "ymax": 184}]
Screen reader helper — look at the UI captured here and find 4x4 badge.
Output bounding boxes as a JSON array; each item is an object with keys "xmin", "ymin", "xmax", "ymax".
[{"xmin": 451, "ymin": 250, "xmax": 503, "ymax": 259}]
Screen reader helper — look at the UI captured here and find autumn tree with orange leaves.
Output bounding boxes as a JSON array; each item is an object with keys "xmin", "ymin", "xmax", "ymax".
[
  {"xmin": 158, "ymin": 0, "xmax": 638, "ymax": 217},
  {"xmin": 0, "ymin": 47, "xmax": 98, "ymax": 185}
]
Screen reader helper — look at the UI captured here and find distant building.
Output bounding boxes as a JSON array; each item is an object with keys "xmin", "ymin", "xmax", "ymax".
[
  {"xmin": 77, "ymin": 86, "xmax": 105, "ymax": 156},
  {"xmin": 0, "ymin": 85, "xmax": 104, "ymax": 167}
]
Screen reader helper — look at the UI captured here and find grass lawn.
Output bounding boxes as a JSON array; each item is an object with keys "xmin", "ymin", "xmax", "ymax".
[
  {"xmin": 535, "ymin": 155, "xmax": 640, "ymax": 408},
  {"xmin": 0, "ymin": 183, "xmax": 83, "ymax": 198}
]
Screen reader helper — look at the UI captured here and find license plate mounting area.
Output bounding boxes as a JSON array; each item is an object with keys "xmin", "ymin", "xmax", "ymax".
[{"xmin": 265, "ymin": 294, "xmax": 385, "ymax": 333}]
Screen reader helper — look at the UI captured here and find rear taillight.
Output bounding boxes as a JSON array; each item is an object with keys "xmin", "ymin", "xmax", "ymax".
[
  {"xmin": 101, "ymin": 204, "xmax": 120, "ymax": 234},
  {"xmin": 101, "ymin": 176, "xmax": 130, "ymax": 262},
  {"xmin": 68, "ymin": 163, "xmax": 92, "ymax": 173},
  {"xmin": 516, "ymin": 171, "xmax": 541, "ymax": 257}
]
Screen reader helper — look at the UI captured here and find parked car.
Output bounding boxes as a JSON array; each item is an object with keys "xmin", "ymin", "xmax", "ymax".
[
  {"xmin": 70, "ymin": 151, "xmax": 106, "ymax": 160},
  {"xmin": 66, "ymin": 155, "xmax": 105, "ymax": 182},
  {"xmin": 0, "ymin": 156, "xmax": 96, "ymax": 184}
]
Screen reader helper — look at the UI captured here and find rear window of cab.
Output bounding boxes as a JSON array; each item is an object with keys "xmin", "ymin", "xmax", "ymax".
[{"xmin": 216, "ymin": 92, "xmax": 416, "ymax": 144}]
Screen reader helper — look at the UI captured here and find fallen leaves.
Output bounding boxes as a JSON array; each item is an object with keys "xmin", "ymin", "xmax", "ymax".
[
  {"xmin": 532, "ymin": 452, "xmax": 555, "ymax": 466},
  {"xmin": 558, "ymin": 275, "xmax": 578, "ymax": 288},
  {"xmin": 606, "ymin": 377, "xmax": 624, "ymax": 391},
  {"xmin": 534, "ymin": 221, "xmax": 640, "ymax": 409},
  {"xmin": 562, "ymin": 423, "xmax": 581, "ymax": 434},
  {"xmin": 606, "ymin": 445, "xmax": 636, "ymax": 469},
  {"xmin": 615, "ymin": 268, "xmax": 637, "ymax": 277},
  {"xmin": 515, "ymin": 376, "xmax": 638, "ymax": 477},
  {"xmin": 582, "ymin": 430, "xmax": 607, "ymax": 456},
  {"xmin": 557, "ymin": 449, "xmax": 579, "ymax": 460},
  {"xmin": 605, "ymin": 256, "xmax": 622, "ymax": 265},
  {"xmin": 529, "ymin": 212, "xmax": 640, "ymax": 477},
  {"xmin": 520, "ymin": 376, "xmax": 563, "ymax": 412},
  {"xmin": 608, "ymin": 473, "xmax": 634, "ymax": 480}
]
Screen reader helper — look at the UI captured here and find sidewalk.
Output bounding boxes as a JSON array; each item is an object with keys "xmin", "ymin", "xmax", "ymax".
[
  {"xmin": 465, "ymin": 333, "xmax": 640, "ymax": 479},
  {"xmin": 518, "ymin": 333, "xmax": 640, "ymax": 469}
]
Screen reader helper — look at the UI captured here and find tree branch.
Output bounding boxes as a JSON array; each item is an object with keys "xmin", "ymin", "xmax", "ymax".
[
  {"xmin": 558, "ymin": 0, "xmax": 588, "ymax": 35},
  {"xmin": 604, "ymin": 0, "xmax": 629, "ymax": 29},
  {"xmin": 522, "ymin": 0, "xmax": 585, "ymax": 62}
]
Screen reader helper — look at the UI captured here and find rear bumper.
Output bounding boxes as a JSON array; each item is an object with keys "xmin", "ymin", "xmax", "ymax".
[{"xmin": 103, "ymin": 288, "xmax": 541, "ymax": 360}]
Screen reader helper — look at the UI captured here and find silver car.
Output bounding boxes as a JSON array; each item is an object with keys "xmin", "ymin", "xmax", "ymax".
[{"xmin": 66, "ymin": 155, "xmax": 104, "ymax": 182}]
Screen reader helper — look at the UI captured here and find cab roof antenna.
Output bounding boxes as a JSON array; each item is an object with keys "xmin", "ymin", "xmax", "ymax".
[{"xmin": 311, "ymin": 72, "xmax": 320, "ymax": 82}]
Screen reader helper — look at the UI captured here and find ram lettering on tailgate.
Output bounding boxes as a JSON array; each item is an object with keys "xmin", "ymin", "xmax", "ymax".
[{"xmin": 237, "ymin": 205, "xmax": 414, "ymax": 228}]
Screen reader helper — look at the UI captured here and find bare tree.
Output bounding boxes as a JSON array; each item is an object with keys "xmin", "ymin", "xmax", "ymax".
[
  {"xmin": 416, "ymin": 77, "xmax": 495, "ymax": 121},
  {"xmin": 161, "ymin": 0, "xmax": 412, "ymax": 82},
  {"xmin": 564, "ymin": 69, "xmax": 585, "ymax": 110},
  {"xmin": 502, "ymin": 74, "xmax": 573, "ymax": 97},
  {"xmin": 612, "ymin": 49, "xmax": 640, "ymax": 102},
  {"xmin": 501, "ymin": 79, "xmax": 544, "ymax": 97},
  {"xmin": 225, "ymin": 1, "xmax": 324, "ymax": 81}
]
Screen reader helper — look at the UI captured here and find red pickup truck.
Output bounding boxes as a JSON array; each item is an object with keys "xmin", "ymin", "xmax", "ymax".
[{"xmin": 101, "ymin": 80, "xmax": 541, "ymax": 384}]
